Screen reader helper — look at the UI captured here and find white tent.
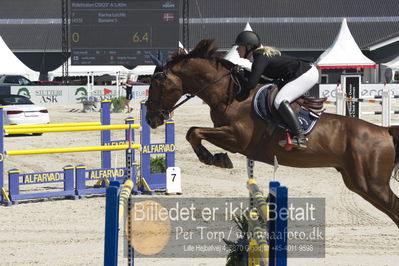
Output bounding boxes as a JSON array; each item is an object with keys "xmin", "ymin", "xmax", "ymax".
[
  {"xmin": 128, "ymin": 65, "xmax": 156, "ymax": 80},
  {"xmin": 224, "ymin": 22, "xmax": 255, "ymax": 71},
  {"xmin": 178, "ymin": 41, "xmax": 188, "ymax": 54},
  {"xmin": 382, "ymin": 56, "xmax": 399, "ymax": 69},
  {"xmin": 0, "ymin": 35, "xmax": 39, "ymax": 80},
  {"xmin": 49, "ymin": 60, "xmax": 158, "ymax": 83},
  {"xmin": 49, "ymin": 58, "xmax": 130, "ymax": 77},
  {"xmin": 316, "ymin": 18, "xmax": 376, "ymax": 69}
]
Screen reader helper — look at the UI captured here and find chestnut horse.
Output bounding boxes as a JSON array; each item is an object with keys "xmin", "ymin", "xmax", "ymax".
[{"xmin": 145, "ymin": 39, "xmax": 399, "ymax": 228}]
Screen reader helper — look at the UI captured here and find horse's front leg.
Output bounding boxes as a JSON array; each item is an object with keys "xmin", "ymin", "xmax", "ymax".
[{"xmin": 186, "ymin": 126, "xmax": 242, "ymax": 168}]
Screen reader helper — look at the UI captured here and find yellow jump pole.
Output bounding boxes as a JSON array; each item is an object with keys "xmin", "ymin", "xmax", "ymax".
[
  {"xmin": 247, "ymin": 179, "xmax": 269, "ymax": 222},
  {"xmin": 6, "ymin": 144, "xmax": 141, "ymax": 156},
  {"xmin": 250, "ymin": 218, "xmax": 269, "ymax": 265},
  {"xmin": 118, "ymin": 180, "xmax": 134, "ymax": 221},
  {"xmin": 5, "ymin": 124, "xmax": 140, "ymax": 134},
  {"xmin": 4, "ymin": 122, "xmax": 101, "ymax": 129}
]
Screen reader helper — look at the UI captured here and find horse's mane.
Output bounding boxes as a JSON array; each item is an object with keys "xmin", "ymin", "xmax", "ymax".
[
  {"xmin": 166, "ymin": 39, "xmax": 234, "ymax": 69},
  {"xmin": 165, "ymin": 39, "xmax": 240, "ymax": 105}
]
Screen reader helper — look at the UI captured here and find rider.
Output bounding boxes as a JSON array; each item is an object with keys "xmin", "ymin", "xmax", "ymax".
[{"xmin": 233, "ymin": 31, "xmax": 319, "ymax": 149}]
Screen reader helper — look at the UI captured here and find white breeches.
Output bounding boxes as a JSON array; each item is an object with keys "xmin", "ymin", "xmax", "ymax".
[{"xmin": 274, "ymin": 65, "xmax": 319, "ymax": 109}]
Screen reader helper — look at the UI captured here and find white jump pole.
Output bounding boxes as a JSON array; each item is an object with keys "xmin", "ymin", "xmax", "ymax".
[
  {"xmin": 116, "ymin": 71, "xmax": 120, "ymax": 98},
  {"xmin": 382, "ymin": 84, "xmax": 391, "ymax": 127},
  {"xmin": 336, "ymin": 83, "xmax": 346, "ymax": 116}
]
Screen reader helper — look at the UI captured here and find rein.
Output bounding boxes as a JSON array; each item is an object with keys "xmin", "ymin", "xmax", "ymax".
[{"xmin": 166, "ymin": 70, "xmax": 232, "ymax": 113}]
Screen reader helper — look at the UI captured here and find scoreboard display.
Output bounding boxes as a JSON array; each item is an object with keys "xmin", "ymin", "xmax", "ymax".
[{"xmin": 70, "ymin": 0, "xmax": 179, "ymax": 65}]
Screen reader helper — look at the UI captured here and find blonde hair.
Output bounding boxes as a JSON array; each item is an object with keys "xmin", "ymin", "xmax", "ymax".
[{"xmin": 256, "ymin": 46, "xmax": 281, "ymax": 57}]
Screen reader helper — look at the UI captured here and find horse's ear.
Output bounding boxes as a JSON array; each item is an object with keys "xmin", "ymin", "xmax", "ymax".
[
  {"xmin": 191, "ymin": 39, "xmax": 218, "ymax": 58},
  {"xmin": 205, "ymin": 39, "xmax": 218, "ymax": 57},
  {"xmin": 157, "ymin": 50, "xmax": 165, "ymax": 65}
]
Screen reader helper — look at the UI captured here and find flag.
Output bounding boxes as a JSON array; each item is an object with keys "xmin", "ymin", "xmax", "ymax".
[{"xmin": 163, "ymin": 13, "xmax": 175, "ymax": 22}]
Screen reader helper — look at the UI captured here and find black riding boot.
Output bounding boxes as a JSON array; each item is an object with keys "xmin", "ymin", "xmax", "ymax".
[{"xmin": 277, "ymin": 100, "xmax": 308, "ymax": 150}]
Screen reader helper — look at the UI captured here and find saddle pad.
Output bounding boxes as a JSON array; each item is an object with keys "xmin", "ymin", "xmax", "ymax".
[{"xmin": 252, "ymin": 84, "xmax": 321, "ymax": 135}]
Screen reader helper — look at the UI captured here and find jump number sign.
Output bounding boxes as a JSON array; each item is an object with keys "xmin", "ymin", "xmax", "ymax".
[{"xmin": 166, "ymin": 167, "xmax": 182, "ymax": 194}]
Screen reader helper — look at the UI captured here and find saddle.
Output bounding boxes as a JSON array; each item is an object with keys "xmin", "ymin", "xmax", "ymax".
[
  {"xmin": 266, "ymin": 84, "xmax": 326, "ymax": 121},
  {"xmin": 250, "ymin": 84, "xmax": 325, "ymax": 137}
]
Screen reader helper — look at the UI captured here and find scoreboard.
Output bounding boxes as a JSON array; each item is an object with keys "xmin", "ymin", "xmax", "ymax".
[{"xmin": 70, "ymin": 0, "xmax": 179, "ymax": 65}]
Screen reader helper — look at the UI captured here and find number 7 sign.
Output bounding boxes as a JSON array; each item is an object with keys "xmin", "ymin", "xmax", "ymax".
[{"xmin": 166, "ymin": 167, "xmax": 182, "ymax": 194}]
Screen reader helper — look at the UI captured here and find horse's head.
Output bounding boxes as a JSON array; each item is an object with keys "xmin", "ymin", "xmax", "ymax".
[
  {"xmin": 145, "ymin": 69, "xmax": 183, "ymax": 128},
  {"xmin": 145, "ymin": 39, "xmax": 228, "ymax": 128},
  {"xmin": 145, "ymin": 47, "xmax": 187, "ymax": 128}
]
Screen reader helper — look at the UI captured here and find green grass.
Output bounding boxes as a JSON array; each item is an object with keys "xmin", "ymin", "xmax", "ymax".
[
  {"xmin": 111, "ymin": 96, "xmax": 126, "ymax": 113},
  {"xmin": 150, "ymin": 156, "xmax": 166, "ymax": 173}
]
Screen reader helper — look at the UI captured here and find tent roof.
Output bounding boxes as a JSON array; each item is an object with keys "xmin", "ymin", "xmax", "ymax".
[
  {"xmin": 129, "ymin": 65, "xmax": 156, "ymax": 76},
  {"xmin": 316, "ymin": 18, "xmax": 376, "ymax": 69},
  {"xmin": 49, "ymin": 63, "xmax": 156, "ymax": 81},
  {"xmin": 382, "ymin": 56, "xmax": 399, "ymax": 69},
  {"xmin": 49, "ymin": 59, "xmax": 130, "ymax": 76},
  {"xmin": 0, "ymin": 35, "xmax": 39, "ymax": 80}
]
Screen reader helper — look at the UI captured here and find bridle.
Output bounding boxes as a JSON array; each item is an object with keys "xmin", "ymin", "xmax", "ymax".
[
  {"xmin": 148, "ymin": 69, "xmax": 233, "ymax": 117},
  {"xmin": 147, "ymin": 71, "xmax": 170, "ymax": 119}
]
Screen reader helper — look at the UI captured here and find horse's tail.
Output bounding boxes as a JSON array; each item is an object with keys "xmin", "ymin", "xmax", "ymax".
[{"xmin": 388, "ymin": 126, "xmax": 399, "ymax": 181}]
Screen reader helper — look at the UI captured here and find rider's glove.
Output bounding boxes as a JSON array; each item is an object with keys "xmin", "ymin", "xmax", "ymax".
[{"xmin": 231, "ymin": 64, "xmax": 245, "ymax": 74}]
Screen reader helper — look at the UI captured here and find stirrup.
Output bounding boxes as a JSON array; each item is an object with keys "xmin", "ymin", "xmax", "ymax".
[
  {"xmin": 293, "ymin": 135, "xmax": 308, "ymax": 150},
  {"xmin": 278, "ymin": 131, "xmax": 308, "ymax": 151}
]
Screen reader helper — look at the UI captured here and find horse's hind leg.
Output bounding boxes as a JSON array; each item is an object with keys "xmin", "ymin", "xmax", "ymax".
[
  {"xmin": 186, "ymin": 126, "xmax": 243, "ymax": 168},
  {"xmin": 341, "ymin": 162, "xmax": 399, "ymax": 228}
]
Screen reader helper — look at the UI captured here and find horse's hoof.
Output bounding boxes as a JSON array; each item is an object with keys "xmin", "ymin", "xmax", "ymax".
[
  {"xmin": 214, "ymin": 153, "xmax": 234, "ymax": 168},
  {"xmin": 202, "ymin": 155, "xmax": 214, "ymax": 165},
  {"xmin": 196, "ymin": 145, "xmax": 214, "ymax": 165}
]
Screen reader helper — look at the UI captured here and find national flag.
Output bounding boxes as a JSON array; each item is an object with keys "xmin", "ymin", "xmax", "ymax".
[{"xmin": 163, "ymin": 13, "xmax": 175, "ymax": 22}]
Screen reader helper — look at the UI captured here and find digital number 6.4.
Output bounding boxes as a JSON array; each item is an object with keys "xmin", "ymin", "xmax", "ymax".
[{"xmin": 132, "ymin": 32, "xmax": 149, "ymax": 43}]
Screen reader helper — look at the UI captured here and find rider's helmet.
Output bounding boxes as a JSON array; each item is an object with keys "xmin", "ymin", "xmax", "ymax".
[{"xmin": 234, "ymin": 31, "xmax": 261, "ymax": 48}]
